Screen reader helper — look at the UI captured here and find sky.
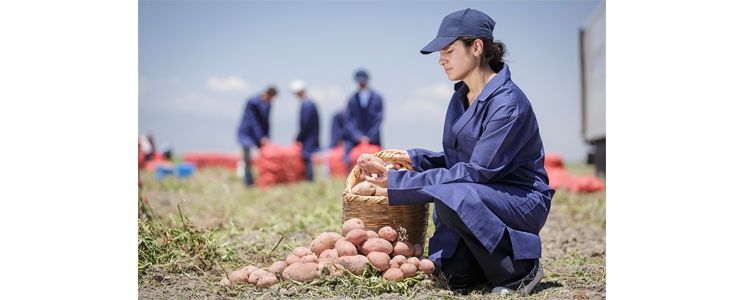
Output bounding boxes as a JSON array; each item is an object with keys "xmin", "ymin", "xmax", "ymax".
[{"xmin": 139, "ymin": 0, "xmax": 604, "ymax": 162}]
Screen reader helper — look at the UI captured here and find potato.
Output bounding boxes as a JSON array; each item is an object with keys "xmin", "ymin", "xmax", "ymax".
[
  {"xmin": 391, "ymin": 255, "xmax": 407, "ymax": 266},
  {"xmin": 400, "ymin": 263, "xmax": 418, "ymax": 278},
  {"xmin": 269, "ymin": 261, "xmax": 287, "ymax": 275},
  {"xmin": 406, "ymin": 257, "xmax": 420, "ymax": 267},
  {"xmin": 285, "ymin": 254, "xmax": 300, "ymax": 265},
  {"xmin": 345, "ymin": 228, "xmax": 368, "ymax": 246},
  {"xmin": 419, "ymin": 259, "xmax": 435, "ymax": 274},
  {"xmin": 326, "ymin": 232, "xmax": 343, "ymax": 243},
  {"xmin": 319, "ymin": 249, "xmax": 339, "ymax": 262},
  {"xmin": 228, "ymin": 265, "xmax": 255, "ymax": 284},
  {"xmin": 351, "ymin": 181, "xmax": 376, "ymax": 196},
  {"xmin": 322, "ymin": 262, "xmax": 344, "ymax": 278},
  {"xmin": 219, "ymin": 277, "xmax": 232, "ymax": 287},
  {"xmin": 383, "ymin": 268, "xmax": 404, "ymax": 282},
  {"xmin": 367, "ymin": 251, "xmax": 391, "ymax": 272},
  {"xmin": 392, "ymin": 241, "xmax": 415, "ymax": 257},
  {"xmin": 316, "ymin": 259, "xmax": 329, "ymax": 271},
  {"xmin": 375, "ymin": 187, "xmax": 388, "ymax": 196},
  {"xmin": 366, "ymin": 230, "xmax": 379, "ymax": 239},
  {"xmin": 243, "ymin": 265, "xmax": 258, "ymax": 275},
  {"xmin": 413, "ymin": 244, "xmax": 423, "ymax": 257},
  {"xmin": 310, "ymin": 232, "xmax": 338, "ymax": 255},
  {"xmin": 337, "ymin": 255, "xmax": 370, "ymax": 275},
  {"xmin": 358, "ymin": 155, "xmax": 387, "ymax": 176},
  {"xmin": 377, "ymin": 226, "xmax": 398, "ymax": 243},
  {"xmin": 300, "ymin": 254, "xmax": 318, "ymax": 263},
  {"xmin": 342, "ymin": 218, "xmax": 365, "ymax": 235},
  {"xmin": 248, "ymin": 269, "xmax": 270, "ymax": 284},
  {"xmin": 334, "ymin": 239, "xmax": 358, "ymax": 257},
  {"xmin": 256, "ymin": 273, "xmax": 278, "ymax": 288},
  {"xmin": 360, "ymin": 237, "xmax": 393, "ymax": 255},
  {"xmin": 227, "ymin": 269, "xmax": 247, "ymax": 284},
  {"xmin": 293, "ymin": 246, "xmax": 312, "ymax": 258},
  {"xmin": 282, "ymin": 262, "xmax": 321, "ymax": 282}
]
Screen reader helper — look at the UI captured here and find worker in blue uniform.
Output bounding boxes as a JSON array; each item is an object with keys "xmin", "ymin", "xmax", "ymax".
[
  {"xmin": 359, "ymin": 8, "xmax": 554, "ymax": 296},
  {"xmin": 291, "ymin": 80, "xmax": 320, "ymax": 181},
  {"xmin": 343, "ymin": 69, "xmax": 383, "ymax": 165},
  {"xmin": 330, "ymin": 110, "xmax": 348, "ymax": 148},
  {"xmin": 237, "ymin": 86, "xmax": 276, "ymax": 186}
]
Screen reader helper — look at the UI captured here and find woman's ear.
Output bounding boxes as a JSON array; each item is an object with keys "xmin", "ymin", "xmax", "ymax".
[{"xmin": 474, "ymin": 39, "xmax": 484, "ymax": 56}]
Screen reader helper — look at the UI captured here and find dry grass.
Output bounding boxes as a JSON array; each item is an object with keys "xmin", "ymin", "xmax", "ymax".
[{"xmin": 138, "ymin": 164, "xmax": 605, "ymax": 299}]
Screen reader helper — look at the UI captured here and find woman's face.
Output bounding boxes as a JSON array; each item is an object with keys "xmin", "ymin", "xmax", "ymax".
[{"xmin": 438, "ymin": 40, "xmax": 479, "ymax": 81}]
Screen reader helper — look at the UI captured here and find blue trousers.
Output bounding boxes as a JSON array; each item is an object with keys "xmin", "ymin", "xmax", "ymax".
[
  {"xmin": 435, "ymin": 200, "xmax": 535, "ymax": 290},
  {"xmin": 303, "ymin": 157, "xmax": 314, "ymax": 181},
  {"xmin": 242, "ymin": 146, "xmax": 254, "ymax": 186}
]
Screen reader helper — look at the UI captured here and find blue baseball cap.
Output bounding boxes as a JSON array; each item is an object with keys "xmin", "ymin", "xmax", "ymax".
[
  {"xmin": 420, "ymin": 8, "xmax": 496, "ymax": 55},
  {"xmin": 354, "ymin": 69, "xmax": 369, "ymax": 83}
]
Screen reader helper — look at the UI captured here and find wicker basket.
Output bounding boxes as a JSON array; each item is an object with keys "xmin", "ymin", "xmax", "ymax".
[{"xmin": 341, "ymin": 150, "xmax": 430, "ymax": 246}]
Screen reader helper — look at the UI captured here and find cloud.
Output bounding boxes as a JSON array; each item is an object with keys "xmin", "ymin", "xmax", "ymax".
[
  {"xmin": 140, "ymin": 91, "xmax": 244, "ymax": 119},
  {"xmin": 308, "ymin": 84, "xmax": 346, "ymax": 113},
  {"xmin": 206, "ymin": 76, "xmax": 253, "ymax": 94},
  {"xmin": 413, "ymin": 82, "xmax": 454, "ymax": 101},
  {"xmin": 173, "ymin": 92, "xmax": 244, "ymax": 117},
  {"xmin": 390, "ymin": 82, "xmax": 453, "ymax": 122}
]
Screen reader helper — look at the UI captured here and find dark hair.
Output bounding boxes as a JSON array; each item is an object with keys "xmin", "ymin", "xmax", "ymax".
[
  {"xmin": 265, "ymin": 86, "xmax": 278, "ymax": 96},
  {"xmin": 458, "ymin": 37, "xmax": 506, "ymax": 72}
]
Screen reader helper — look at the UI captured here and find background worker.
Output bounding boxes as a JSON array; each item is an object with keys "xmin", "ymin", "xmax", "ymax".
[{"xmin": 237, "ymin": 86, "xmax": 277, "ymax": 186}]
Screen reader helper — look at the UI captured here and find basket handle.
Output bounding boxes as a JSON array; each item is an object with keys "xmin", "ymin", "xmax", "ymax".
[{"xmin": 345, "ymin": 149, "xmax": 414, "ymax": 192}]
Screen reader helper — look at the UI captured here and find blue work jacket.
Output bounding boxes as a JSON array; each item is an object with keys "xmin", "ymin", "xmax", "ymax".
[
  {"xmin": 345, "ymin": 89, "xmax": 383, "ymax": 146},
  {"xmin": 237, "ymin": 95, "xmax": 271, "ymax": 148},
  {"xmin": 330, "ymin": 110, "xmax": 348, "ymax": 148},
  {"xmin": 387, "ymin": 64, "xmax": 554, "ymax": 266},
  {"xmin": 296, "ymin": 99, "xmax": 320, "ymax": 159}
]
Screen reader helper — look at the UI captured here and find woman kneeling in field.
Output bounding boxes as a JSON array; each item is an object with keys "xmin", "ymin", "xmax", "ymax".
[{"xmin": 357, "ymin": 8, "xmax": 554, "ymax": 296}]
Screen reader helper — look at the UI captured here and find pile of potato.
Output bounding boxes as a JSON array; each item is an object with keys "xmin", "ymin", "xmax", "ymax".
[{"xmin": 223, "ymin": 218, "xmax": 435, "ymax": 289}]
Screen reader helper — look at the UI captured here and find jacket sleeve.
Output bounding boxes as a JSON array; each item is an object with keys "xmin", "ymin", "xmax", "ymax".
[
  {"xmin": 407, "ymin": 148, "xmax": 447, "ymax": 171},
  {"xmin": 253, "ymin": 102, "xmax": 268, "ymax": 141},
  {"xmin": 387, "ymin": 107, "xmax": 530, "ymax": 205},
  {"xmin": 366, "ymin": 95, "xmax": 383, "ymax": 143},
  {"xmin": 296, "ymin": 104, "xmax": 309, "ymax": 142},
  {"xmin": 312, "ymin": 106, "xmax": 320, "ymax": 149},
  {"xmin": 238, "ymin": 102, "xmax": 258, "ymax": 146},
  {"xmin": 344, "ymin": 99, "xmax": 364, "ymax": 143},
  {"xmin": 330, "ymin": 113, "xmax": 345, "ymax": 147},
  {"xmin": 241, "ymin": 101, "xmax": 268, "ymax": 146}
]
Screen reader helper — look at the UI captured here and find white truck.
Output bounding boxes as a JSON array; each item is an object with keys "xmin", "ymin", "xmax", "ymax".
[{"xmin": 579, "ymin": 1, "xmax": 606, "ymax": 177}]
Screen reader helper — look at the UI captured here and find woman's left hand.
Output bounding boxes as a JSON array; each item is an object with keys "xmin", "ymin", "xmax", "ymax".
[{"xmin": 361, "ymin": 172, "xmax": 388, "ymax": 188}]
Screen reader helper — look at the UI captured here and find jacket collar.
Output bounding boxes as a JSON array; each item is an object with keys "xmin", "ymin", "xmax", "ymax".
[
  {"xmin": 449, "ymin": 64, "xmax": 511, "ymax": 139},
  {"xmin": 452, "ymin": 63, "xmax": 511, "ymax": 103}
]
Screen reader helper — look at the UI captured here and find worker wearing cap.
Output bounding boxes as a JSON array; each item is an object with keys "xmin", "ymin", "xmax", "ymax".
[
  {"xmin": 291, "ymin": 80, "xmax": 320, "ymax": 181},
  {"xmin": 357, "ymin": 8, "xmax": 553, "ymax": 296},
  {"xmin": 237, "ymin": 86, "xmax": 277, "ymax": 186},
  {"xmin": 343, "ymin": 69, "xmax": 384, "ymax": 164}
]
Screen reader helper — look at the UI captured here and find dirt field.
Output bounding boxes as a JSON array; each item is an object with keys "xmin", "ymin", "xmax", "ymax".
[{"xmin": 138, "ymin": 164, "xmax": 605, "ymax": 299}]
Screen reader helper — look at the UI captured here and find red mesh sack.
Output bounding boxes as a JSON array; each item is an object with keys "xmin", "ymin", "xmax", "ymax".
[
  {"xmin": 327, "ymin": 145, "xmax": 348, "ymax": 178},
  {"xmin": 349, "ymin": 142, "xmax": 381, "ymax": 167},
  {"xmin": 254, "ymin": 143, "xmax": 306, "ymax": 187}
]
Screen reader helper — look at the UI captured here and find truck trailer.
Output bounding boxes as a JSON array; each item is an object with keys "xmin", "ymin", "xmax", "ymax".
[{"xmin": 579, "ymin": 1, "xmax": 606, "ymax": 177}]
